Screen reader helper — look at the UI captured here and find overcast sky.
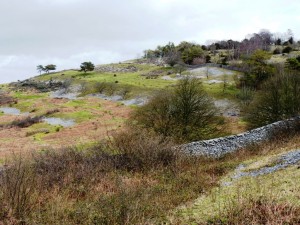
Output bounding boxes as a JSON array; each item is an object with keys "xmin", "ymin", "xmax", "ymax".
[{"xmin": 0, "ymin": 0, "xmax": 299, "ymax": 84}]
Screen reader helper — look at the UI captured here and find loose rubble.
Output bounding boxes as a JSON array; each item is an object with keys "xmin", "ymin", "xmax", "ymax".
[{"xmin": 223, "ymin": 149, "xmax": 300, "ymax": 186}]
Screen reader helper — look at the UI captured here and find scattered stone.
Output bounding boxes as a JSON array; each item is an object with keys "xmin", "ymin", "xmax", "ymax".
[
  {"xmin": 50, "ymin": 89, "xmax": 78, "ymax": 100},
  {"xmin": 10, "ymin": 79, "xmax": 66, "ymax": 92},
  {"xmin": 90, "ymin": 93, "xmax": 148, "ymax": 106},
  {"xmin": 42, "ymin": 117, "xmax": 75, "ymax": 127},
  {"xmin": 223, "ymin": 149, "xmax": 300, "ymax": 186}
]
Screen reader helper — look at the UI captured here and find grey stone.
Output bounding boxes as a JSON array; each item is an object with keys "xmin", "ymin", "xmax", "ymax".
[{"xmin": 181, "ymin": 116, "xmax": 300, "ymax": 158}]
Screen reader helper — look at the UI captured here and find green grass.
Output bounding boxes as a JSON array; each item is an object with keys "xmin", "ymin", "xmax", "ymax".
[
  {"xmin": 53, "ymin": 111, "xmax": 94, "ymax": 123},
  {"xmin": 203, "ymin": 83, "xmax": 239, "ymax": 99},
  {"xmin": 35, "ymin": 63, "xmax": 176, "ymax": 97},
  {"xmin": 14, "ymin": 101, "xmax": 34, "ymax": 111},
  {"xmin": 34, "ymin": 63, "xmax": 242, "ymax": 100},
  {"xmin": 10, "ymin": 92, "xmax": 50, "ymax": 112},
  {"xmin": 12, "ymin": 91, "xmax": 48, "ymax": 100},
  {"xmin": 27, "ymin": 122, "xmax": 59, "ymax": 132},
  {"xmin": 24, "ymin": 122, "xmax": 63, "ymax": 143},
  {"xmin": 63, "ymin": 99, "xmax": 102, "ymax": 110}
]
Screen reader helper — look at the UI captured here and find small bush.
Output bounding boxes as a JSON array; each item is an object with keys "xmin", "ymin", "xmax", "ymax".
[
  {"xmin": 94, "ymin": 82, "xmax": 107, "ymax": 93},
  {"xmin": 26, "ymin": 128, "xmax": 50, "ymax": 136},
  {"xmin": 245, "ymin": 69, "xmax": 300, "ymax": 127},
  {"xmin": 236, "ymin": 86, "xmax": 255, "ymax": 106},
  {"xmin": 118, "ymin": 85, "xmax": 132, "ymax": 99},
  {"xmin": 11, "ymin": 116, "xmax": 42, "ymax": 128},
  {"xmin": 273, "ymin": 48, "xmax": 281, "ymax": 54},
  {"xmin": 132, "ymin": 77, "xmax": 218, "ymax": 142},
  {"xmin": 105, "ymin": 83, "xmax": 117, "ymax": 96},
  {"xmin": 282, "ymin": 46, "xmax": 293, "ymax": 54},
  {"xmin": 0, "ymin": 156, "xmax": 37, "ymax": 222},
  {"xmin": 112, "ymin": 128, "xmax": 178, "ymax": 171}
]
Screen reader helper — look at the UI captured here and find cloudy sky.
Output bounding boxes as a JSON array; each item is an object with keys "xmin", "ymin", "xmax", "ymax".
[{"xmin": 0, "ymin": 0, "xmax": 299, "ymax": 84}]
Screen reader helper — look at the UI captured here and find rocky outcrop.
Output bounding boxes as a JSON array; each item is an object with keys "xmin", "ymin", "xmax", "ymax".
[
  {"xmin": 10, "ymin": 79, "xmax": 65, "ymax": 92},
  {"xmin": 182, "ymin": 116, "xmax": 300, "ymax": 158},
  {"xmin": 94, "ymin": 65, "xmax": 138, "ymax": 73}
]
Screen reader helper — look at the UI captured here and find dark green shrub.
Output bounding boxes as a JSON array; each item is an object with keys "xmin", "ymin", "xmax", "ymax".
[
  {"xmin": 273, "ymin": 48, "xmax": 281, "ymax": 54},
  {"xmin": 282, "ymin": 46, "xmax": 292, "ymax": 54},
  {"xmin": 245, "ymin": 69, "xmax": 300, "ymax": 127},
  {"xmin": 132, "ymin": 77, "xmax": 218, "ymax": 142}
]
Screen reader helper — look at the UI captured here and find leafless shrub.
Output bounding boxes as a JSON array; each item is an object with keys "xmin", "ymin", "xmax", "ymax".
[
  {"xmin": 0, "ymin": 156, "xmax": 37, "ymax": 222},
  {"xmin": 11, "ymin": 116, "xmax": 42, "ymax": 128},
  {"xmin": 105, "ymin": 83, "xmax": 117, "ymax": 96},
  {"xmin": 111, "ymin": 128, "xmax": 179, "ymax": 171},
  {"xmin": 26, "ymin": 128, "xmax": 50, "ymax": 136},
  {"xmin": 78, "ymin": 81, "xmax": 91, "ymax": 95},
  {"xmin": 94, "ymin": 82, "xmax": 107, "ymax": 93},
  {"xmin": 118, "ymin": 85, "xmax": 132, "ymax": 99},
  {"xmin": 61, "ymin": 78, "xmax": 73, "ymax": 92},
  {"xmin": 45, "ymin": 108, "xmax": 59, "ymax": 115},
  {"xmin": 0, "ymin": 94, "xmax": 17, "ymax": 105},
  {"xmin": 32, "ymin": 145, "xmax": 114, "ymax": 190}
]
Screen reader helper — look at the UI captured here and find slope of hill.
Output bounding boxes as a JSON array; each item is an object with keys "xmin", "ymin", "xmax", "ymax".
[
  {"xmin": 0, "ymin": 62, "xmax": 244, "ymax": 159},
  {"xmin": 0, "ymin": 59, "xmax": 299, "ymax": 224}
]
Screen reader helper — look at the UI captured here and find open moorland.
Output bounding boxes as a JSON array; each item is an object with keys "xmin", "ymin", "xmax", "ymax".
[
  {"xmin": 0, "ymin": 62, "xmax": 244, "ymax": 159},
  {"xmin": 1, "ymin": 30, "xmax": 300, "ymax": 224}
]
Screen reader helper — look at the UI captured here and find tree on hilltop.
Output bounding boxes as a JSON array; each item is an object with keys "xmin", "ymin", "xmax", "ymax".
[
  {"xmin": 80, "ymin": 62, "xmax": 95, "ymax": 73},
  {"xmin": 36, "ymin": 65, "xmax": 44, "ymax": 75},
  {"xmin": 36, "ymin": 64, "xmax": 56, "ymax": 74},
  {"xmin": 44, "ymin": 64, "xmax": 56, "ymax": 73}
]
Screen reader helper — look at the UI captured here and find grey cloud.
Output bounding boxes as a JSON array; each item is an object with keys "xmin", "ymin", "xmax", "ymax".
[{"xmin": 0, "ymin": 0, "xmax": 299, "ymax": 83}]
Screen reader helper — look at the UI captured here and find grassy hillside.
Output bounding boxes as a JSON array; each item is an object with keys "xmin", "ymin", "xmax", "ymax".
[
  {"xmin": 1, "ymin": 58, "xmax": 300, "ymax": 224},
  {"xmin": 0, "ymin": 62, "xmax": 244, "ymax": 159}
]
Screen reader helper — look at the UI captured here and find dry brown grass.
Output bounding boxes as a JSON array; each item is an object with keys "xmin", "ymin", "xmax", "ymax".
[
  {"xmin": 207, "ymin": 197, "xmax": 300, "ymax": 225},
  {"xmin": 1, "ymin": 126, "xmax": 299, "ymax": 224}
]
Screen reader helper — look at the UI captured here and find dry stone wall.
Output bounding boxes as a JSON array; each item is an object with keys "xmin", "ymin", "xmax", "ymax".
[{"xmin": 181, "ymin": 116, "xmax": 300, "ymax": 158}]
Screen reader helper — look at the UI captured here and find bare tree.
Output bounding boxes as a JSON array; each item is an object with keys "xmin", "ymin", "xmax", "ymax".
[
  {"xmin": 164, "ymin": 50, "xmax": 181, "ymax": 67},
  {"xmin": 206, "ymin": 67, "xmax": 210, "ymax": 79}
]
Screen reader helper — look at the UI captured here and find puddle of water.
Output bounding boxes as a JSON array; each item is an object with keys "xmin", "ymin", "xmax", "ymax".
[
  {"xmin": 0, "ymin": 107, "xmax": 21, "ymax": 115},
  {"xmin": 0, "ymin": 107, "xmax": 29, "ymax": 116},
  {"xmin": 91, "ymin": 93, "xmax": 147, "ymax": 106},
  {"xmin": 43, "ymin": 117, "xmax": 75, "ymax": 127},
  {"xmin": 92, "ymin": 94, "xmax": 123, "ymax": 101}
]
